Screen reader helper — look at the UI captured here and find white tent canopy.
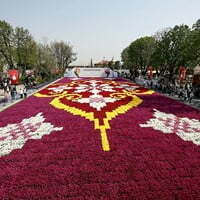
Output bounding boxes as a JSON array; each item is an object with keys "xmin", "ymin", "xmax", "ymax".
[{"xmin": 64, "ymin": 67, "xmax": 118, "ymax": 78}]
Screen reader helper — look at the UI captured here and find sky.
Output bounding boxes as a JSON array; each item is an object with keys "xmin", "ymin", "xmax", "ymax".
[{"xmin": 0, "ymin": 0, "xmax": 200, "ymax": 65}]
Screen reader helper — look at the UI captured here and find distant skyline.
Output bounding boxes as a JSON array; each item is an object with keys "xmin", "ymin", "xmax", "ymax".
[{"xmin": 0, "ymin": 0, "xmax": 200, "ymax": 65}]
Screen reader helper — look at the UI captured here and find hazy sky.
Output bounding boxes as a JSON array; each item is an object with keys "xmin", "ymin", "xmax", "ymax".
[{"xmin": 0, "ymin": 0, "xmax": 200, "ymax": 65}]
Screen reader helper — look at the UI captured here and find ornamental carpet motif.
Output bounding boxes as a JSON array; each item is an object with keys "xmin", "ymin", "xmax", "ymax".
[
  {"xmin": 34, "ymin": 78, "xmax": 153, "ymax": 151},
  {"xmin": 0, "ymin": 77, "xmax": 200, "ymax": 199},
  {"xmin": 140, "ymin": 109, "xmax": 200, "ymax": 145},
  {"xmin": 0, "ymin": 113, "xmax": 63, "ymax": 157}
]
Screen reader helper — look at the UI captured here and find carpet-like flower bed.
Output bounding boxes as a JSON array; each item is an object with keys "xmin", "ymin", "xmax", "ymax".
[{"xmin": 0, "ymin": 77, "xmax": 200, "ymax": 199}]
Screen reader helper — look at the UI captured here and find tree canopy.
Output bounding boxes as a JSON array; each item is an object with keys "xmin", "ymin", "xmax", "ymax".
[
  {"xmin": 121, "ymin": 19, "xmax": 200, "ymax": 76},
  {"xmin": 0, "ymin": 19, "xmax": 77, "ymax": 80}
]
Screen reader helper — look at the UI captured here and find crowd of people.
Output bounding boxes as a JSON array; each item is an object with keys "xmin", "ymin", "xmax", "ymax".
[
  {"xmin": 121, "ymin": 71, "xmax": 197, "ymax": 104},
  {"xmin": 0, "ymin": 69, "xmax": 199, "ymax": 106},
  {"xmin": 143, "ymin": 78, "xmax": 194, "ymax": 103},
  {"xmin": 0, "ymin": 77, "xmax": 28, "ymax": 104}
]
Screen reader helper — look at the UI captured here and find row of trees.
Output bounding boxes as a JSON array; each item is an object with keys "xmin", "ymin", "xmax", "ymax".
[
  {"xmin": 0, "ymin": 20, "xmax": 77, "ymax": 81},
  {"xmin": 121, "ymin": 19, "xmax": 200, "ymax": 76}
]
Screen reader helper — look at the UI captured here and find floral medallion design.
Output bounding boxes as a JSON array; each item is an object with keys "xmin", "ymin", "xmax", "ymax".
[
  {"xmin": 0, "ymin": 113, "xmax": 63, "ymax": 157},
  {"xmin": 140, "ymin": 109, "xmax": 200, "ymax": 145},
  {"xmin": 35, "ymin": 79, "xmax": 154, "ymax": 151}
]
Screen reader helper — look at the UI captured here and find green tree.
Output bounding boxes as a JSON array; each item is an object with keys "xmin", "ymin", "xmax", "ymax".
[
  {"xmin": 122, "ymin": 36, "xmax": 156, "ymax": 71},
  {"xmin": 0, "ymin": 55, "xmax": 5, "ymax": 72},
  {"xmin": 121, "ymin": 47, "xmax": 132, "ymax": 69},
  {"xmin": 50, "ymin": 41, "xmax": 77, "ymax": 73},
  {"xmin": 192, "ymin": 19, "xmax": 200, "ymax": 30},
  {"xmin": 0, "ymin": 20, "xmax": 14, "ymax": 68},
  {"xmin": 114, "ymin": 61, "xmax": 121, "ymax": 70},
  {"xmin": 153, "ymin": 25, "xmax": 190, "ymax": 75},
  {"xmin": 14, "ymin": 27, "xmax": 37, "ymax": 73},
  {"xmin": 35, "ymin": 43, "xmax": 56, "ymax": 80},
  {"xmin": 0, "ymin": 19, "xmax": 77, "ymax": 82},
  {"xmin": 184, "ymin": 19, "xmax": 200, "ymax": 67}
]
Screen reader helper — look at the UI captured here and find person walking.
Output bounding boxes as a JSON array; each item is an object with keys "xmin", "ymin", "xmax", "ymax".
[
  {"xmin": 23, "ymin": 87, "xmax": 27, "ymax": 98},
  {"xmin": 11, "ymin": 88, "xmax": 15, "ymax": 101},
  {"xmin": 3, "ymin": 90, "xmax": 11, "ymax": 103},
  {"xmin": 19, "ymin": 88, "xmax": 23, "ymax": 99},
  {"xmin": 105, "ymin": 69, "xmax": 110, "ymax": 78},
  {"xmin": 3, "ymin": 78, "xmax": 8, "ymax": 93},
  {"xmin": 13, "ymin": 86, "xmax": 17, "ymax": 100}
]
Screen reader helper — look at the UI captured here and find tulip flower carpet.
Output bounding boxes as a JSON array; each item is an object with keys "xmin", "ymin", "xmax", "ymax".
[{"xmin": 0, "ymin": 78, "xmax": 200, "ymax": 199}]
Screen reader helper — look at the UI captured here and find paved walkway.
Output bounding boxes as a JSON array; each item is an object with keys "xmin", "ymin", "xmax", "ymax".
[
  {"xmin": 164, "ymin": 93, "xmax": 200, "ymax": 110},
  {"xmin": 0, "ymin": 87, "xmax": 37, "ymax": 111},
  {"xmin": 0, "ymin": 78, "xmax": 60, "ymax": 111},
  {"xmin": 134, "ymin": 77, "xmax": 200, "ymax": 110}
]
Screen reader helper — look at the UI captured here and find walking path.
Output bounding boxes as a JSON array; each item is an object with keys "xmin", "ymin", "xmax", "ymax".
[
  {"xmin": 134, "ymin": 77, "xmax": 200, "ymax": 110},
  {"xmin": 164, "ymin": 93, "xmax": 200, "ymax": 110},
  {"xmin": 0, "ymin": 78, "xmax": 61, "ymax": 112},
  {"xmin": 0, "ymin": 87, "xmax": 37, "ymax": 111}
]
